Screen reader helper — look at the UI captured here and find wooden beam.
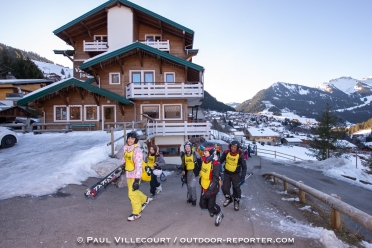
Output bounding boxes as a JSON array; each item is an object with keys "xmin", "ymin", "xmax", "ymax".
[
  {"xmin": 116, "ymin": 56, "xmax": 124, "ymax": 75},
  {"xmin": 185, "ymin": 66, "xmax": 188, "ymax": 81},
  {"xmin": 159, "ymin": 20, "xmax": 163, "ymax": 36},
  {"xmin": 158, "ymin": 56, "xmax": 162, "ymax": 74},
  {"xmin": 76, "ymin": 87, "xmax": 85, "ymax": 101},
  {"xmin": 137, "ymin": 48, "xmax": 143, "ymax": 67},
  {"xmin": 62, "ymin": 31, "xmax": 75, "ymax": 48},
  {"xmin": 80, "ymin": 21, "xmax": 93, "ymax": 39},
  {"xmin": 32, "ymin": 104, "xmax": 43, "ymax": 116},
  {"xmin": 89, "ymin": 67, "xmax": 100, "ymax": 85},
  {"xmin": 183, "ymin": 30, "xmax": 185, "ymax": 51},
  {"xmin": 118, "ymin": 103, "xmax": 125, "ymax": 116},
  {"xmin": 59, "ymin": 92, "xmax": 69, "ymax": 106},
  {"xmin": 93, "ymin": 94, "xmax": 100, "ymax": 106},
  {"xmin": 63, "ymin": 51, "xmax": 74, "ymax": 62}
]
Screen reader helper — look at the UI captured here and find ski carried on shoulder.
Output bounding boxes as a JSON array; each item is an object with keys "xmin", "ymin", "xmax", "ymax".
[{"xmin": 85, "ymin": 165, "xmax": 124, "ymax": 197}]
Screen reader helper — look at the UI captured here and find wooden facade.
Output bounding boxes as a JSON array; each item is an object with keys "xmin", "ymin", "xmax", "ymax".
[{"xmin": 17, "ymin": 0, "xmax": 207, "ymax": 163}]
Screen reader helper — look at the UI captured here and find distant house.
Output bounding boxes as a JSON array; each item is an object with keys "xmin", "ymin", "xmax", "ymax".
[
  {"xmin": 283, "ymin": 137, "xmax": 303, "ymax": 146},
  {"xmin": 233, "ymin": 131, "xmax": 245, "ymax": 141},
  {"xmin": 246, "ymin": 127, "xmax": 280, "ymax": 144}
]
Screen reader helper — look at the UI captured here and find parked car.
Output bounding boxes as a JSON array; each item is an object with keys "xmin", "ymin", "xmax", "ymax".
[{"xmin": 0, "ymin": 126, "xmax": 18, "ymax": 148}]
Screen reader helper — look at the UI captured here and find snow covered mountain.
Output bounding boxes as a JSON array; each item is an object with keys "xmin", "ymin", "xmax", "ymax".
[
  {"xmin": 225, "ymin": 102, "xmax": 241, "ymax": 108},
  {"xmin": 236, "ymin": 77, "xmax": 372, "ymax": 123},
  {"xmin": 32, "ymin": 60, "xmax": 73, "ymax": 80}
]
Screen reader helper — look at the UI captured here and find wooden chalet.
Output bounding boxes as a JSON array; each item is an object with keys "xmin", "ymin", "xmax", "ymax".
[{"xmin": 17, "ymin": 0, "xmax": 209, "ymax": 164}]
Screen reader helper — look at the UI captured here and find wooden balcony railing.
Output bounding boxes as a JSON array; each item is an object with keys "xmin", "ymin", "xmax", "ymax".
[
  {"xmin": 126, "ymin": 82, "xmax": 203, "ymax": 99},
  {"xmin": 139, "ymin": 40, "xmax": 170, "ymax": 52},
  {"xmin": 83, "ymin": 41, "xmax": 108, "ymax": 52},
  {"xmin": 146, "ymin": 121, "xmax": 210, "ymax": 139}
]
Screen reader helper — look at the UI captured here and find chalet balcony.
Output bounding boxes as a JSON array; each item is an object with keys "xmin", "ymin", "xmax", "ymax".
[
  {"xmin": 6, "ymin": 93, "xmax": 25, "ymax": 100},
  {"xmin": 139, "ymin": 40, "xmax": 170, "ymax": 52},
  {"xmin": 146, "ymin": 121, "xmax": 210, "ymax": 140},
  {"xmin": 126, "ymin": 82, "xmax": 203, "ymax": 102},
  {"xmin": 83, "ymin": 41, "xmax": 108, "ymax": 52}
]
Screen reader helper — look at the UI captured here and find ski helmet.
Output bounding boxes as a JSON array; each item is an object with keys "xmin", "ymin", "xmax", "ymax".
[
  {"xmin": 126, "ymin": 131, "xmax": 139, "ymax": 144},
  {"xmin": 229, "ymin": 140, "xmax": 240, "ymax": 150}
]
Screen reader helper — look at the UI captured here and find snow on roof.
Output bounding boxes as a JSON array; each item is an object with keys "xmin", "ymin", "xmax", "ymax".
[
  {"xmin": 248, "ymin": 127, "xmax": 280, "ymax": 137},
  {"xmin": 284, "ymin": 137, "xmax": 303, "ymax": 143},
  {"xmin": 334, "ymin": 140, "xmax": 357, "ymax": 148},
  {"xmin": 234, "ymin": 131, "xmax": 245, "ymax": 136}
]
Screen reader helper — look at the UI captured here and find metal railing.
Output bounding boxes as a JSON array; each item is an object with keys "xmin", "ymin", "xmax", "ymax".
[
  {"xmin": 263, "ymin": 172, "xmax": 372, "ymax": 232},
  {"xmin": 126, "ymin": 82, "xmax": 203, "ymax": 99},
  {"xmin": 256, "ymin": 147, "xmax": 304, "ymax": 161}
]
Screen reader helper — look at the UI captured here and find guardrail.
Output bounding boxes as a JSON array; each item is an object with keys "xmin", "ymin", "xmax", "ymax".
[
  {"xmin": 263, "ymin": 172, "xmax": 372, "ymax": 232},
  {"xmin": 257, "ymin": 147, "xmax": 304, "ymax": 161}
]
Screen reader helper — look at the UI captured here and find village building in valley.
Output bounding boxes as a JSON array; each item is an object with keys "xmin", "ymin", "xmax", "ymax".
[{"xmin": 16, "ymin": 0, "xmax": 209, "ymax": 164}]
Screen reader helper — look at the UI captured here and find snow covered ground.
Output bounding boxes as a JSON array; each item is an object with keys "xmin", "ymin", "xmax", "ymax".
[{"xmin": 1, "ymin": 131, "xmax": 372, "ymax": 247}]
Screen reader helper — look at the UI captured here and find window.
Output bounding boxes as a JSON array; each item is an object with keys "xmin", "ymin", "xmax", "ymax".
[
  {"xmin": 94, "ymin": 35, "xmax": 107, "ymax": 42},
  {"xmin": 130, "ymin": 70, "xmax": 155, "ymax": 85},
  {"xmin": 54, "ymin": 105, "xmax": 84, "ymax": 122},
  {"xmin": 158, "ymin": 145, "xmax": 180, "ymax": 157},
  {"xmin": 163, "ymin": 104, "xmax": 182, "ymax": 120},
  {"xmin": 55, "ymin": 106, "xmax": 67, "ymax": 121},
  {"xmin": 85, "ymin": 106, "xmax": 99, "ymax": 121},
  {"xmin": 141, "ymin": 105, "xmax": 160, "ymax": 119},
  {"xmin": 109, "ymin": 73, "xmax": 120, "ymax": 84},
  {"xmin": 70, "ymin": 106, "xmax": 82, "ymax": 121},
  {"xmin": 164, "ymin": 72, "xmax": 175, "ymax": 83},
  {"xmin": 145, "ymin": 34, "xmax": 161, "ymax": 41}
]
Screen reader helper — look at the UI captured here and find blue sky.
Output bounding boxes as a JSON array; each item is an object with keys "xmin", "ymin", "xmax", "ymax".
[{"xmin": 1, "ymin": 0, "xmax": 372, "ymax": 103}]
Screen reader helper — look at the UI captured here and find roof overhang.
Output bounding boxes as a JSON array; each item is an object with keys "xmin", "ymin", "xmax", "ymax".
[
  {"xmin": 53, "ymin": 0, "xmax": 194, "ymax": 49},
  {"xmin": 17, "ymin": 78, "xmax": 133, "ymax": 106},
  {"xmin": 79, "ymin": 42, "xmax": 204, "ymax": 81}
]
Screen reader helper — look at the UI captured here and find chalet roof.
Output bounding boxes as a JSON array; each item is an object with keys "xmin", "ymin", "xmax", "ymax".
[
  {"xmin": 0, "ymin": 79, "xmax": 54, "ymax": 85},
  {"xmin": 53, "ymin": 50, "xmax": 75, "ymax": 56},
  {"xmin": 248, "ymin": 127, "xmax": 280, "ymax": 137},
  {"xmin": 0, "ymin": 105, "xmax": 40, "ymax": 118},
  {"xmin": 283, "ymin": 137, "xmax": 303, "ymax": 143},
  {"xmin": 79, "ymin": 42, "xmax": 204, "ymax": 73},
  {"xmin": 17, "ymin": 78, "xmax": 132, "ymax": 106},
  {"xmin": 53, "ymin": 0, "xmax": 194, "ymax": 48}
]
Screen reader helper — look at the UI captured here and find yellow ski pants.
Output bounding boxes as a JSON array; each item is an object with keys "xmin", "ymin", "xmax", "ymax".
[{"xmin": 127, "ymin": 178, "xmax": 147, "ymax": 215}]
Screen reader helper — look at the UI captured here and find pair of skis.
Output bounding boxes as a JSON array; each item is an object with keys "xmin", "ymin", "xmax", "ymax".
[{"xmin": 84, "ymin": 165, "xmax": 124, "ymax": 197}]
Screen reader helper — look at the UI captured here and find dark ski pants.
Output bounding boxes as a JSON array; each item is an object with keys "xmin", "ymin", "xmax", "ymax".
[
  {"xmin": 199, "ymin": 191, "xmax": 221, "ymax": 215},
  {"xmin": 150, "ymin": 173, "xmax": 160, "ymax": 195},
  {"xmin": 222, "ymin": 172, "xmax": 241, "ymax": 199}
]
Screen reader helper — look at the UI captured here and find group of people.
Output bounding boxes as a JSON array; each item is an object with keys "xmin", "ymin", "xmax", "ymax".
[
  {"xmin": 180, "ymin": 140, "xmax": 247, "ymax": 226},
  {"xmin": 120, "ymin": 131, "xmax": 247, "ymax": 227}
]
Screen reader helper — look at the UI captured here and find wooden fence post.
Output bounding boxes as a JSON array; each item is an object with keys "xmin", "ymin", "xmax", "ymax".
[
  {"xmin": 283, "ymin": 180, "xmax": 288, "ymax": 191},
  {"xmin": 273, "ymin": 176, "xmax": 277, "ymax": 184},
  {"xmin": 110, "ymin": 127, "xmax": 114, "ymax": 158},
  {"xmin": 298, "ymin": 181, "xmax": 306, "ymax": 203},
  {"xmin": 331, "ymin": 194, "xmax": 342, "ymax": 230}
]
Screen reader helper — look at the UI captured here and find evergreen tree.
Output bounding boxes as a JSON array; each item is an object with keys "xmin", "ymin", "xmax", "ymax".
[
  {"xmin": 307, "ymin": 103, "xmax": 346, "ymax": 160},
  {"xmin": 12, "ymin": 57, "xmax": 43, "ymax": 79}
]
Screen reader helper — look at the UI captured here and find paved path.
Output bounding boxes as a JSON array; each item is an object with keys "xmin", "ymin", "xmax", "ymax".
[
  {"xmin": 252, "ymin": 155, "xmax": 372, "ymax": 241},
  {"xmin": 0, "ymin": 155, "xmax": 330, "ymax": 248}
]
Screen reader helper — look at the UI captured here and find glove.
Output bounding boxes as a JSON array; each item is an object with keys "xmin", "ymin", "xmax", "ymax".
[
  {"xmin": 132, "ymin": 178, "xmax": 140, "ymax": 191},
  {"xmin": 238, "ymin": 177, "xmax": 245, "ymax": 186},
  {"xmin": 203, "ymin": 190, "xmax": 212, "ymax": 199},
  {"xmin": 145, "ymin": 166, "xmax": 151, "ymax": 176}
]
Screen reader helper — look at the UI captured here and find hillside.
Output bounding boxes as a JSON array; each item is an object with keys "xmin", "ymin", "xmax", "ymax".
[
  {"xmin": 201, "ymin": 90, "xmax": 235, "ymax": 112},
  {"xmin": 0, "ymin": 43, "xmax": 54, "ymax": 64},
  {"xmin": 236, "ymin": 78, "xmax": 372, "ymax": 123}
]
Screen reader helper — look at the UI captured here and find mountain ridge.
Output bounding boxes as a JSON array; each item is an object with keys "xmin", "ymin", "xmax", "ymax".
[{"xmin": 236, "ymin": 77, "xmax": 372, "ymax": 123}]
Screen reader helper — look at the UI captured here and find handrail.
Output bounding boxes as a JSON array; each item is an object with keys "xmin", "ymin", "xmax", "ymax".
[
  {"xmin": 263, "ymin": 172, "xmax": 372, "ymax": 232},
  {"xmin": 256, "ymin": 147, "xmax": 304, "ymax": 161}
]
